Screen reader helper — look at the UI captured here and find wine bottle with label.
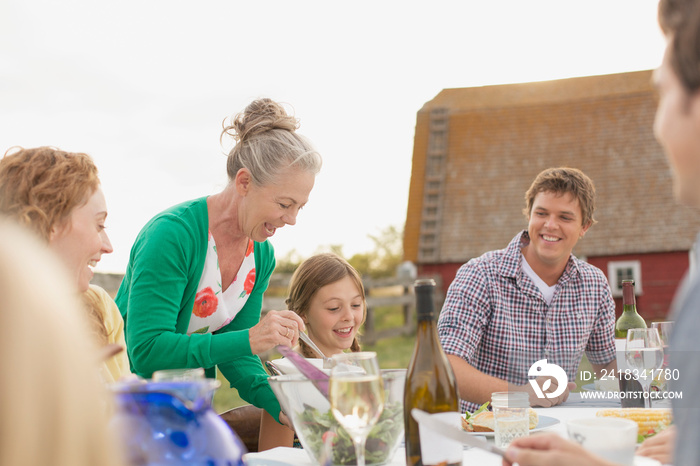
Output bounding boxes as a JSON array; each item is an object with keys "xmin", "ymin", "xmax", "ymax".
[
  {"xmin": 615, "ymin": 279, "xmax": 646, "ymax": 408},
  {"xmin": 615, "ymin": 279, "xmax": 646, "ymax": 338},
  {"xmin": 404, "ymin": 279, "xmax": 462, "ymax": 466}
]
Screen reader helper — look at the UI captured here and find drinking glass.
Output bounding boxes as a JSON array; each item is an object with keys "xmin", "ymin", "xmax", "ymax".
[
  {"xmin": 492, "ymin": 391, "xmax": 530, "ymax": 448},
  {"xmin": 625, "ymin": 328, "xmax": 664, "ymax": 408},
  {"xmin": 152, "ymin": 367, "xmax": 205, "ymax": 382},
  {"xmin": 329, "ymin": 352, "xmax": 385, "ymax": 466},
  {"xmin": 651, "ymin": 321, "xmax": 674, "ymax": 345},
  {"xmin": 651, "ymin": 321, "xmax": 674, "ymax": 367}
]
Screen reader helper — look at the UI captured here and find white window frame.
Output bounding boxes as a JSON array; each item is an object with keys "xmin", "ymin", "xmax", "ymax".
[{"xmin": 607, "ymin": 260, "xmax": 643, "ymax": 298}]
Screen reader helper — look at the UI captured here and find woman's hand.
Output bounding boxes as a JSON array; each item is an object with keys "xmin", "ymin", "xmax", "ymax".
[
  {"xmin": 248, "ymin": 310, "xmax": 306, "ymax": 355},
  {"xmin": 279, "ymin": 412, "xmax": 293, "ymax": 429},
  {"xmin": 502, "ymin": 433, "xmax": 618, "ymax": 466},
  {"xmin": 637, "ymin": 425, "xmax": 675, "ymax": 464}
]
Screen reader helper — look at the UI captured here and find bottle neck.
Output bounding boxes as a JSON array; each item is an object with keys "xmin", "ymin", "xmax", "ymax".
[
  {"xmin": 414, "ymin": 319, "xmax": 442, "ymax": 353},
  {"xmin": 622, "ymin": 284, "xmax": 636, "ymax": 312},
  {"xmin": 622, "ymin": 304, "xmax": 638, "ymax": 313},
  {"xmin": 417, "ymin": 310, "xmax": 437, "ymax": 322},
  {"xmin": 415, "ymin": 285, "xmax": 437, "ymax": 322}
]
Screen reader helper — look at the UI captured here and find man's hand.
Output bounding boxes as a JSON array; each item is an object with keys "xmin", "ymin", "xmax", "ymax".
[{"xmin": 519, "ymin": 377, "xmax": 577, "ymax": 407}]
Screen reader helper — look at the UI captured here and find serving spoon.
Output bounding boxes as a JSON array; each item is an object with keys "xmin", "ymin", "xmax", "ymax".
[{"xmin": 298, "ymin": 331, "xmax": 334, "ymax": 369}]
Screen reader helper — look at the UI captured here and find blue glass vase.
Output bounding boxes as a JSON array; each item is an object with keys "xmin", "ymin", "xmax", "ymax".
[{"xmin": 110, "ymin": 379, "xmax": 246, "ymax": 466}]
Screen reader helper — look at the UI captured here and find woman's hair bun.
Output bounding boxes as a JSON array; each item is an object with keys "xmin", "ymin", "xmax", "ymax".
[
  {"xmin": 225, "ymin": 98, "xmax": 299, "ymax": 143},
  {"xmin": 221, "ymin": 98, "xmax": 322, "ymax": 185}
]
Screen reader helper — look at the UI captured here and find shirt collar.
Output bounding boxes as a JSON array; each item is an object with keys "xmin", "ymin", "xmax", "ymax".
[{"xmin": 500, "ymin": 230, "xmax": 580, "ymax": 283}]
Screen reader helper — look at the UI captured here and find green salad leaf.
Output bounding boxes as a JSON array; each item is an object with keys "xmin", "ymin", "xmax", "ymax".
[
  {"xmin": 463, "ymin": 401, "xmax": 490, "ymax": 431},
  {"xmin": 296, "ymin": 402, "xmax": 403, "ymax": 465},
  {"xmin": 637, "ymin": 421, "xmax": 673, "ymax": 443}
]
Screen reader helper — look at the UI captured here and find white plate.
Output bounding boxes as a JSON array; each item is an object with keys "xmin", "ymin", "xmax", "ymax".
[
  {"xmin": 633, "ymin": 456, "xmax": 661, "ymax": 466},
  {"xmin": 467, "ymin": 415, "xmax": 560, "ymax": 437},
  {"xmin": 243, "ymin": 448, "xmax": 312, "ymax": 466},
  {"xmin": 243, "ymin": 458, "xmax": 294, "ymax": 466}
]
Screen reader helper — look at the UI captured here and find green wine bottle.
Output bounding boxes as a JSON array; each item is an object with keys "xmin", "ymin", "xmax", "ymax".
[
  {"xmin": 615, "ymin": 279, "xmax": 646, "ymax": 408},
  {"xmin": 403, "ymin": 279, "xmax": 462, "ymax": 466},
  {"xmin": 615, "ymin": 279, "xmax": 646, "ymax": 338}
]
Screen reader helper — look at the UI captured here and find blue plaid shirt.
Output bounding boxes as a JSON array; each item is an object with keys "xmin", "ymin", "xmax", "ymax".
[{"xmin": 438, "ymin": 231, "xmax": 616, "ymax": 413}]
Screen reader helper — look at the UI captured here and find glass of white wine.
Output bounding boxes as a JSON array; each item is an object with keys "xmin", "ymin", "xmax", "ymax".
[
  {"xmin": 625, "ymin": 328, "xmax": 664, "ymax": 408},
  {"xmin": 329, "ymin": 352, "xmax": 385, "ymax": 466}
]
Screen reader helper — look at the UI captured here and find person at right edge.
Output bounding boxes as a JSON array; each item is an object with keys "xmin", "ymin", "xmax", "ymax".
[
  {"xmin": 438, "ymin": 167, "xmax": 616, "ymax": 414},
  {"xmin": 504, "ymin": 0, "xmax": 700, "ymax": 464}
]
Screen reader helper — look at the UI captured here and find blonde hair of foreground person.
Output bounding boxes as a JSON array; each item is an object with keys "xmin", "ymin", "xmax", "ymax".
[{"xmin": 0, "ymin": 218, "xmax": 125, "ymax": 466}]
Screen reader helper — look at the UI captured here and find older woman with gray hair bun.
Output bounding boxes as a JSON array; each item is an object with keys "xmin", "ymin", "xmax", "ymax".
[{"xmin": 116, "ymin": 98, "xmax": 322, "ymax": 426}]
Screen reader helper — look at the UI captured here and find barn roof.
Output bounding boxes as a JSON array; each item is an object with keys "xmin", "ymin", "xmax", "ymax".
[{"xmin": 404, "ymin": 71, "xmax": 700, "ymax": 264}]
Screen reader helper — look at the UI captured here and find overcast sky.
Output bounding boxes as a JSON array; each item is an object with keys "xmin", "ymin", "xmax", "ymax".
[{"xmin": 0, "ymin": 0, "xmax": 665, "ymax": 273}]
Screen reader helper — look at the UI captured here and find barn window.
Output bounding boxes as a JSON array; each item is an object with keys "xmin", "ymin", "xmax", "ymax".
[{"xmin": 607, "ymin": 260, "xmax": 643, "ymax": 297}]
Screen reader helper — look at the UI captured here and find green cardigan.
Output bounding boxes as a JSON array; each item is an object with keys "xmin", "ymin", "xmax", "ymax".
[{"xmin": 115, "ymin": 197, "xmax": 280, "ymax": 420}]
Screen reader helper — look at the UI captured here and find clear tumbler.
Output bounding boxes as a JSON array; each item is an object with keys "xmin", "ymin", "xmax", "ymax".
[{"xmin": 492, "ymin": 391, "xmax": 529, "ymax": 448}]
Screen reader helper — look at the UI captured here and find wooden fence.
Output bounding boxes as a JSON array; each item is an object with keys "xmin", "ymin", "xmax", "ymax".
[{"xmin": 262, "ymin": 274, "xmax": 443, "ymax": 345}]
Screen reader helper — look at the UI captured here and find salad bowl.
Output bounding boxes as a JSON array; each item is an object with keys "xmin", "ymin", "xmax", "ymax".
[{"xmin": 268, "ymin": 369, "xmax": 405, "ymax": 465}]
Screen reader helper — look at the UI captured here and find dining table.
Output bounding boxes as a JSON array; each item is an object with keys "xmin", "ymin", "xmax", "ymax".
[{"xmin": 243, "ymin": 393, "xmax": 671, "ymax": 466}]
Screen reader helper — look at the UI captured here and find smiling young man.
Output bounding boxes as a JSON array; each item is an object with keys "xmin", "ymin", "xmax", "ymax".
[{"xmin": 437, "ymin": 167, "xmax": 617, "ymax": 413}]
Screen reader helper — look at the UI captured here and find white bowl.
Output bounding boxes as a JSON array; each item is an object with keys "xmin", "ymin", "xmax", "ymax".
[
  {"xmin": 268, "ymin": 357, "xmax": 326, "ymax": 375},
  {"xmin": 567, "ymin": 417, "xmax": 637, "ymax": 466}
]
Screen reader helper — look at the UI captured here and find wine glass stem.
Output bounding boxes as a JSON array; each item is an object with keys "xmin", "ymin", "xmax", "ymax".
[
  {"xmin": 353, "ymin": 435, "xmax": 367, "ymax": 466},
  {"xmin": 640, "ymin": 381, "xmax": 653, "ymax": 409}
]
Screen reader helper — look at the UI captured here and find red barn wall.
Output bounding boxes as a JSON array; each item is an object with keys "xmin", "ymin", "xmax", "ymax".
[
  {"xmin": 588, "ymin": 251, "xmax": 690, "ymax": 323},
  {"xmin": 418, "ymin": 263, "xmax": 462, "ymax": 295}
]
